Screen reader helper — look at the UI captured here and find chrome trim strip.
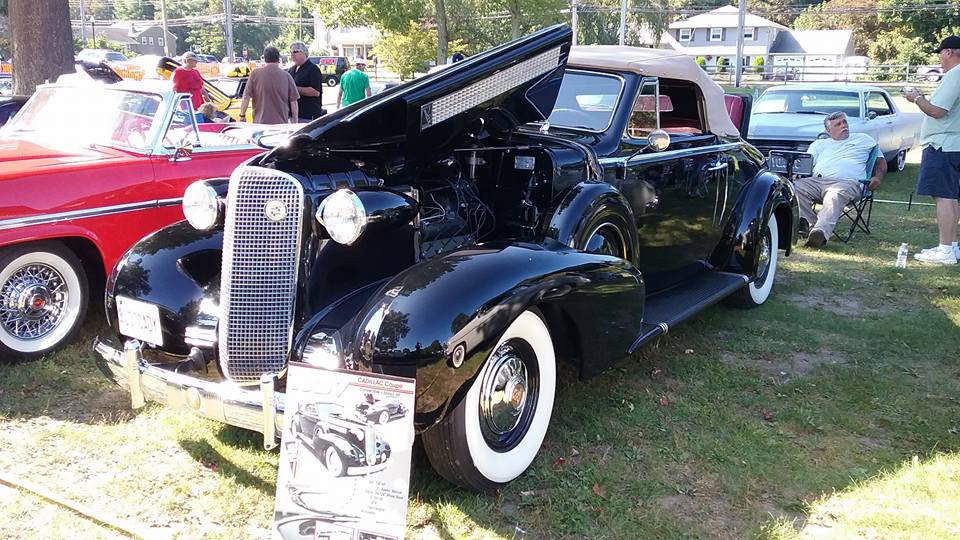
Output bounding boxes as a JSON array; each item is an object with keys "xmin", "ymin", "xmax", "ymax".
[
  {"xmin": 0, "ymin": 199, "xmax": 177, "ymax": 231},
  {"xmin": 94, "ymin": 337, "xmax": 284, "ymax": 447},
  {"xmin": 599, "ymin": 142, "xmax": 742, "ymax": 168}
]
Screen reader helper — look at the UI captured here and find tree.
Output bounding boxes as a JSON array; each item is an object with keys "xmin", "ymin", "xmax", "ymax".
[
  {"xmin": 877, "ymin": 0, "xmax": 960, "ymax": 50},
  {"xmin": 113, "ymin": 0, "xmax": 155, "ymax": 21},
  {"xmin": 9, "ymin": 0, "xmax": 74, "ymax": 94},
  {"xmin": 696, "ymin": 55, "xmax": 707, "ymax": 70},
  {"xmin": 373, "ymin": 21, "xmax": 436, "ymax": 79},
  {"xmin": 793, "ymin": 0, "xmax": 883, "ymax": 55},
  {"xmin": 751, "ymin": 55, "xmax": 764, "ymax": 73}
]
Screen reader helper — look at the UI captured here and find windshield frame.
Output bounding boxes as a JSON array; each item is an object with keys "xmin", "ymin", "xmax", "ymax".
[
  {"xmin": 1, "ymin": 85, "xmax": 168, "ymax": 154},
  {"xmin": 539, "ymin": 68, "xmax": 626, "ymax": 133},
  {"xmin": 753, "ymin": 89, "xmax": 863, "ymax": 118}
]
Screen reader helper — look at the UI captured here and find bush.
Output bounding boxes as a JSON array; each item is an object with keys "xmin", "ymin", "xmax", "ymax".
[
  {"xmin": 752, "ymin": 56, "xmax": 765, "ymax": 74},
  {"xmin": 715, "ymin": 57, "xmax": 729, "ymax": 73},
  {"xmin": 696, "ymin": 56, "xmax": 707, "ymax": 70}
]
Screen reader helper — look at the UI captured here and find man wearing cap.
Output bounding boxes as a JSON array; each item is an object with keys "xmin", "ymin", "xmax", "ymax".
[
  {"xmin": 905, "ymin": 35, "xmax": 960, "ymax": 265},
  {"xmin": 173, "ymin": 52, "xmax": 209, "ymax": 110},
  {"xmin": 240, "ymin": 46, "xmax": 299, "ymax": 124},
  {"xmin": 287, "ymin": 41, "xmax": 325, "ymax": 122}
]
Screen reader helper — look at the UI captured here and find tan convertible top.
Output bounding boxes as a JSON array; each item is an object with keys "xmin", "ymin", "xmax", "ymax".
[{"xmin": 568, "ymin": 45, "xmax": 740, "ymax": 138}]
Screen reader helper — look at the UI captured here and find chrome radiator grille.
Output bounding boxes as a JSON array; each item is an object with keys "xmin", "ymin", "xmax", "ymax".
[{"xmin": 219, "ymin": 166, "xmax": 304, "ymax": 383}]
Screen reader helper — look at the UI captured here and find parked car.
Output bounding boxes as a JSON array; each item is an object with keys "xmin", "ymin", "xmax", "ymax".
[
  {"xmin": 308, "ymin": 56, "xmax": 350, "ymax": 86},
  {"xmin": 95, "ymin": 26, "xmax": 798, "ymax": 492},
  {"xmin": 0, "ymin": 81, "xmax": 271, "ymax": 359},
  {"xmin": 356, "ymin": 394, "xmax": 407, "ymax": 425},
  {"xmin": 157, "ymin": 57, "xmax": 249, "ymax": 121},
  {"xmin": 747, "ymin": 83, "xmax": 922, "ymax": 172},
  {"xmin": 291, "ymin": 402, "xmax": 391, "ymax": 476},
  {"xmin": 0, "ymin": 95, "xmax": 27, "ymax": 127},
  {"xmin": 916, "ymin": 65, "xmax": 943, "ymax": 82},
  {"xmin": 77, "ymin": 48, "xmax": 129, "ymax": 64}
]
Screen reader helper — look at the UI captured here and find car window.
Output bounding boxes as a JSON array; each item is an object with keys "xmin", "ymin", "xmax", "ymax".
[
  {"xmin": 866, "ymin": 92, "xmax": 892, "ymax": 116},
  {"xmin": 545, "ymin": 71, "xmax": 623, "ymax": 132},
  {"xmin": 163, "ymin": 96, "xmax": 199, "ymax": 149},
  {"xmin": 626, "ymin": 80, "xmax": 659, "ymax": 138},
  {"xmin": 106, "ymin": 52, "xmax": 128, "ymax": 62},
  {"xmin": 212, "ymin": 78, "xmax": 242, "ymax": 97},
  {"xmin": 754, "ymin": 90, "xmax": 860, "ymax": 118}
]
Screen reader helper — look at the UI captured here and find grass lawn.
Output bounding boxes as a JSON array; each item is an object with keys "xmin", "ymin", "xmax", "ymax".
[{"xmin": 1, "ymin": 149, "xmax": 959, "ymax": 539}]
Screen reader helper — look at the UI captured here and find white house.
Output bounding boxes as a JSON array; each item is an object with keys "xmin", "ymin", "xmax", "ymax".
[
  {"xmin": 663, "ymin": 6, "xmax": 788, "ymax": 70},
  {"xmin": 312, "ymin": 18, "xmax": 379, "ymax": 61},
  {"xmin": 768, "ymin": 30, "xmax": 856, "ymax": 81}
]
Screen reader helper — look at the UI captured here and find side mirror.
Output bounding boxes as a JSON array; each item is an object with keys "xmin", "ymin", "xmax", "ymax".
[
  {"xmin": 866, "ymin": 111, "xmax": 878, "ymax": 120},
  {"xmin": 169, "ymin": 143, "xmax": 193, "ymax": 162},
  {"xmin": 647, "ymin": 129, "xmax": 671, "ymax": 152}
]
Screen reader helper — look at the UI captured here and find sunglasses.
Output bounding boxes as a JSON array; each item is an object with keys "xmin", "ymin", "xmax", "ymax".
[{"xmin": 290, "ymin": 50, "xmax": 304, "ymax": 54}]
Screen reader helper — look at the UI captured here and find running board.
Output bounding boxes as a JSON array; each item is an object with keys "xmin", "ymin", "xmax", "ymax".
[{"xmin": 628, "ymin": 271, "xmax": 749, "ymax": 354}]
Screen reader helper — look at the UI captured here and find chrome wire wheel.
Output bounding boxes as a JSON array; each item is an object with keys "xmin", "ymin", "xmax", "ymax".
[
  {"xmin": 0, "ymin": 244, "xmax": 87, "ymax": 358},
  {"xmin": 0, "ymin": 263, "xmax": 69, "ymax": 341}
]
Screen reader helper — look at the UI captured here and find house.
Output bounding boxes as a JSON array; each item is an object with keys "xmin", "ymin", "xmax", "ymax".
[
  {"xmin": 663, "ymin": 6, "xmax": 788, "ymax": 71},
  {"xmin": 81, "ymin": 23, "xmax": 177, "ymax": 57},
  {"xmin": 768, "ymin": 30, "xmax": 855, "ymax": 81},
  {"xmin": 313, "ymin": 19, "xmax": 378, "ymax": 61}
]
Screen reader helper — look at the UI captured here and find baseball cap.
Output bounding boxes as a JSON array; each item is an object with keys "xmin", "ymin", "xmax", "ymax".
[
  {"xmin": 933, "ymin": 35, "xmax": 960, "ymax": 53},
  {"xmin": 182, "ymin": 51, "xmax": 198, "ymax": 61}
]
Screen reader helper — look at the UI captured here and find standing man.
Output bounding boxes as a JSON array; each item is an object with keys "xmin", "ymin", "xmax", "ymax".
[
  {"xmin": 240, "ymin": 46, "xmax": 299, "ymax": 124},
  {"xmin": 337, "ymin": 60, "xmax": 371, "ymax": 109},
  {"xmin": 287, "ymin": 41, "xmax": 324, "ymax": 122},
  {"xmin": 172, "ymin": 52, "xmax": 209, "ymax": 110},
  {"xmin": 906, "ymin": 35, "xmax": 960, "ymax": 265}
]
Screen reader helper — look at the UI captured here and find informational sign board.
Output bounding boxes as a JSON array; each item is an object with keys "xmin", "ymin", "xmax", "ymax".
[{"xmin": 273, "ymin": 362, "xmax": 416, "ymax": 540}]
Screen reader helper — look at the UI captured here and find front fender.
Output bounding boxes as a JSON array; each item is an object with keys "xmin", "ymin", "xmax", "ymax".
[
  {"xmin": 107, "ymin": 220, "xmax": 222, "ymax": 356},
  {"xmin": 723, "ymin": 170, "xmax": 798, "ymax": 276},
  {"xmin": 346, "ymin": 241, "xmax": 644, "ymax": 428},
  {"xmin": 546, "ymin": 181, "xmax": 639, "ymax": 265}
]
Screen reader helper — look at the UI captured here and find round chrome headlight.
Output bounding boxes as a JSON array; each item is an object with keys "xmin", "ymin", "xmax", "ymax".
[
  {"xmin": 317, "ymin": 189, "xmax": 366, "ymax": 245},
  {"xmin": 182, "ymin": 181, "xmax": 221, "ymax": 230}
]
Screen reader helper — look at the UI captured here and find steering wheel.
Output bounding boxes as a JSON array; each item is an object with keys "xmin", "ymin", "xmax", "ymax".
[{"xmin": 550, "ymin": 108, "xmax": 595, "ymax": 127}]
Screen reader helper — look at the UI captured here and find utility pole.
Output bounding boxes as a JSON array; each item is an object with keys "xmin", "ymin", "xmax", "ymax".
[
  {"xmin": 571, "ymin": 0, "xmax": 578, "ymax": 46},
  {"xmin": 619, "ymin": 0, "xmax": 627, "ymax": 46},
  {"xmin": 159, "ymin": 0, "xmax": 171, "ymax": 56},
  {"xmin": 735, "ymin": 0, "xmax": 746, "ymax": 87},
  {"xmin": 299, "ymin": 0, "xmax": 303, "ymax": 42},
  {"xmin": 79, "ymin": 0, "xmax": 86, "ymax": 44},
  {"xmin": 224, "ymin": 0, "xmax": 235, "ymax": 61}
]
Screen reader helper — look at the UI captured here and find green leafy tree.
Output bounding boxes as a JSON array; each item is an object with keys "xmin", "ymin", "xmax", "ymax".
[
  {"xmin": 187, "ymin": 23, "xmax": 227, "ymax": 57},
  {"xmin": 793, "ymin": 0, "xmax": 883, "ymax": 55},
  {"xmin": 373, "ymin": 21, "xmax": 436, "ymax": 80},
  {"xmin": 752, "ymin": 55, "xmax": 764, "ymax": 73},
  {"xmin": 877, "ymin": 0, "xmax": 960, "ymax": 50},
  {"xmin": 113, "ymin": 0, "xmax": 155, "ymax": 21}
]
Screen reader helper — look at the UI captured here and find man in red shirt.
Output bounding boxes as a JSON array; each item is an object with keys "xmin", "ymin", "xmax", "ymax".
[{"xmin": 172, "ymin": 51, "xmax": 209, "ymax": 109}]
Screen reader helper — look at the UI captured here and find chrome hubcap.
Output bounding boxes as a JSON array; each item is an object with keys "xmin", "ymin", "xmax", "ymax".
[
  {"xmin": 1, "ymin": 263, "xmax": 68, "ymax": 340},
  {"xmin": 756, "ymin": 232, "xmax": 771, "ymax": 283},
  {"xmin": 480, "ymin": 346, "xmax": 528, "ymax": 436},
  {"xmin": 898, "ymin": 151, "xmax": 906, "ymax": 171}
]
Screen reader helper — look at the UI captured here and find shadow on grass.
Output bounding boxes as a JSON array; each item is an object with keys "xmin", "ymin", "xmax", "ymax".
[{"xmin": 179, "ymin": 437, "xmax": 276, "ymax": 496}]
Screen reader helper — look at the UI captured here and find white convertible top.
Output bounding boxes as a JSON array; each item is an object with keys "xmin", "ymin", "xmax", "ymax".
[{"xmin": 568, "ymin": 45, "xmax": 740, "ymax": 138}]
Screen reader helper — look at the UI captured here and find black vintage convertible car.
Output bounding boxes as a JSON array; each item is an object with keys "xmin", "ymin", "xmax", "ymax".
[
  {"xmin": 94, "ymin": 25, "xmax": 798, "ymax": 492},
  {"xmin": 356, "ymin": 393, "xmax": 407, "ymax": 425},
  {"xmin": 291, "ymin": 402, "xmax": 391, "ymax": 477}
]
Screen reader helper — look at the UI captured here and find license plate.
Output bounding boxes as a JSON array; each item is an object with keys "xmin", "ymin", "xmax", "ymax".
[{"xmin": 116, "ymin": 296, "xmax": 163, "ymax": 346}]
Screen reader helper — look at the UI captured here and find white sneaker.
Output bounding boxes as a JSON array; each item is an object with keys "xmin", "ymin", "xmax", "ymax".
[
  {"xmin": 914, "ymin": 246, "xmax": 958, "ymax": 265},
  {"xmin": 919, "ymin": 245, "xmax": 960, "ymax": 259}
]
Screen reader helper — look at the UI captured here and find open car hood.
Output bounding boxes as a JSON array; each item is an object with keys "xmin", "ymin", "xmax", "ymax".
[{"xmin": 262, "ymin": 25, "xmax": 571, "ymax": 171}]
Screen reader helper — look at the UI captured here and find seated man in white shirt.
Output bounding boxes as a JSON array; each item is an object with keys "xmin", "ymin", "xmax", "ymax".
[{"xmin": 795, "ymin": 111, "xmax": 887, "ymax": 247}]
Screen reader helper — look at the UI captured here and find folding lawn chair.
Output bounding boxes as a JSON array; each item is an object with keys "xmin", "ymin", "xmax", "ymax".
[
  {"xmin": 833, "ymin": 145, "xmax": 882, "ymax": 243},
  {"xmin": 767, "ymin": 146, "xmax": 882, "ymax": 244}
]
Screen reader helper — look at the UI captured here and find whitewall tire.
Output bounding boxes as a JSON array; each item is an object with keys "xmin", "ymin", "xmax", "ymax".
[
  {"xmin": 730, "ymin": 213, "xmax": 779, "ymax": 308},
  {"xmin": 0, "ymin": 242, "xmax": 88, "ymax": 360},
  {"xmin": 423, "ymin": 310, "xmax": 556, "ymax": 491}
]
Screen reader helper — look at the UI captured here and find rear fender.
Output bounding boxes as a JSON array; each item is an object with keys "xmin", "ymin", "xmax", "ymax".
[
  {"xmin": 721, "ymin": 170, "xmax": 797, "ymax": 277},
  {"xmin": 345, "ymin": 241, "xmax": 644, "ymax": 428},
  {"xmin": 108, "ymin": 220, "xmax": 222, "ymax": 356}
]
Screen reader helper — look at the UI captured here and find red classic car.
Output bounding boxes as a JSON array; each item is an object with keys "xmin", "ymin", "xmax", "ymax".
[{"xmin": 0, "ymin": 81, "xmax": 272, "ymax": 360}]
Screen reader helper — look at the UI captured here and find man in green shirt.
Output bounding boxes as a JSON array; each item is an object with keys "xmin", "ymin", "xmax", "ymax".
[
  {"xmin": 906, "ymin": 35, "xmax": 960, "ymax": 265},
  {"xmin": 337, "ymin": 61, "xmax": 372, "ymax": 108}
]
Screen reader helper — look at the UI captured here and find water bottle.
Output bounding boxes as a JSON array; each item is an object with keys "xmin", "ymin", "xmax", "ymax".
[{"xmin": 896, "ymin": 243, "xmax": 909, "ymax": 268}]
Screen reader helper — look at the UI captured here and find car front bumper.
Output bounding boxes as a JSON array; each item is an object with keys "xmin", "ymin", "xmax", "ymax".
[{"xmin": 93, "ymin": 337, "xmax": 284, "ymax": 449}]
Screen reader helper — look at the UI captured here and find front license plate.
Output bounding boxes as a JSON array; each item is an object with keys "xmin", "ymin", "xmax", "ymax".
[{"xmin": 116, "ymin": 296, "xmax": 163, "ymax": 346}]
